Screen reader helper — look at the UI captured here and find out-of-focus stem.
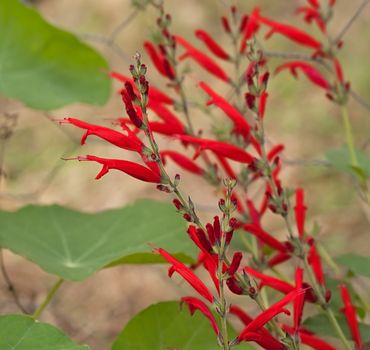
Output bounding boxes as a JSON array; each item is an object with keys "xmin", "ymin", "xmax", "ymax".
[{"xmin": 32, "ymin": 278, "xmax": 64, "ymax": 319}]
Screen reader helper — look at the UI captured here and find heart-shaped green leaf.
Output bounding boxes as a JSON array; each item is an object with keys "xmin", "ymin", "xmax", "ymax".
[
  {"xmin": 0, "ymin": 315, "xmax": 89, "ymax": 350},
  {"xmin": 112, "ymin": 301, "xmax": 253, "ymax": 350},
  {"xmin": 0, "ymin": 200, "xmax": 194, "ymax": 281},
  {"xmin": 0, "ymin": 0, "xmax": 110, "ymax": 109}
]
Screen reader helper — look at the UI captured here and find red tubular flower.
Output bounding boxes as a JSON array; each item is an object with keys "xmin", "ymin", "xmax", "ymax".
[
  {"xmin": 294, "ymin": 267, "xmax": 305, "ymax": 332},
  {"xmin": 110, "ymin": 71, "xmax": 174, "ymax": 105},
  {"xmin": 187, "ymin": 225, "xmax": 212, "ymax": 253},
  {"xmin": 147, "ymin": 101, "xmax": 186, "ymax": 134},
  {"xmin": 161, "ymin": 150, "xmax": 205, "ymax": 175},
  {"xmin": 255, "ymin": 10, "xmax": 322, "ymax": 50},
  {"xmin": 296, "ymin": 6, "xmax": 326, "ymax": 33},
  {"xmin": 68, "ymin": 155, "xmax": 161, "ymax": 182},
  {"xmin": 239, "ymin": 332, "xmax": 284, "ymax": 350},
  {"xmin": 226, "ymin": 277, "xmax": 244, "ymax": 295},
  {"xmin": 307, "ymin": 241, "xmax": 325, "ymax": 286},
  {"xmin": 60, "ymin": 118, "xmax": 143, "ymax": 153},
  {"xmin": 294, "ymin": 188, "xmax": 307, "ymax": 238},
  {"xmin": 267, "ymin": 144, "xmax": 285, "ymax": 162},
  {"xmin": 176, "ymin": 135, "xmax": 255, "ymax": 164},
  {"xmin": 195, "ymin": 29, "xmax": 229, "ymax": 60},
  {"xmin": 198, "ymin": 82, "xmax": 251, "ymax": 137},
  {"xmin": 181, "ymin": 296, "xmax": 219, "ymax": 335},
  {"xmin": 121, "ymin": 89, "xmax": 143, "ymax": 129},
  {"xmin": 267, "ymin": 251, "xmax": 292, "ymax": 267},
  {"xmin": 243, "ymin": 223, "xmax": 287, "ymax": 253},
  {"xmin": 258, "ymin": 91, "xmax": 268, "ymax": 119},
  {"xmin": 244, "ymin": 267, "xmax": 295, "ymax": 294},
  {"xmin": 215, "ymin": 155, "xmax": 237, "ymax": 180},
  {"xmin": 154, "ymin": 247, "xmax": 214, "ymax": 303},
  {"xmin": 333, "ymin": 58, "xmax": 344, "ymax": 83},
  {"xmin": 275, "ymin": 62, "xmax": 330, "ymax": 90},
  {"xmin": 228, "ymin": 252, "xmax": 243, "ymax": 275},
  {"xmin": 238, "ymin": 289, "xmax": 304, "ymax": 338},
  {"xmin": 144, "ymin": 41, "xmax": 175, "ymax": 79},
  {"xmin": 230, "ymin": 306, "xmax": 285, "ymax": 350},
  {"xmin": 240, "ymin": 7, "xmax": 260, "ymax": 53},
  {"xmin": 340, "ymin": 284, "xmax": 363, "ymax": 350},
  {"xmin": 221, "ymin": 16, "xmax": 231, "ymax": 33},
  {"xmin": 175, "ymin": 35, "xmax": 229, "ymax": 82}
]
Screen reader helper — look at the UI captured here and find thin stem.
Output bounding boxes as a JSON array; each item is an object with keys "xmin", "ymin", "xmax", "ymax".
[
  {"xmin": 340, "ymin": 106, "xmax": 358, "ymax": 167},
  {"xmin": 32, "ymin": 278, "xmax": 64, "ymax": 319},
  {"xmin": 303, "ymin": 258, "xmax": 353, "ymax": 350},
  {"xmin": 334, "ymin": 0, "xmax": 370, "ymax": 44}
]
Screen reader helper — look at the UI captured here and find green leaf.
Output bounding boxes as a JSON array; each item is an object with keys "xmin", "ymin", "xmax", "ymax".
[
  {"xmin": 0, "ymin": 200, "xmax": 195, "ymax": 281},
  {"xmin": 336, "ymin": 254, "xmax": 370, "ymax": 279},
  {"xmin": 0, "ymin": 0, "xmax": 110, "ymax": 110},
  {"xmin": 0, "ymin": 315, "xmax": 89, "ymax": 350},
  {"xmin": 111, "ymin": 301, "xmax": 253, "ymax": 350},
  {"xmin": 303, "ymin": 314, "xmax": 370, "ymax": 343},
  {"xmin": 325, "ymin": 147, "xmax": 370, "ymax": 180}
]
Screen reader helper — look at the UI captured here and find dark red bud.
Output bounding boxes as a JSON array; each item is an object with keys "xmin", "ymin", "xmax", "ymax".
[
  {"xmin": 173, "ymin": 198, "xmax": 182, "ymax": 210},
  {"xmin": 183, "ymin": 213, "xmax": 192, "ymax": 222},
  {"xmin": 221, "ymin": 16, "xmax": 231, "ymax": 33},
  {"xmin": 325, "ymin": 289, "xmax": 332, "ymax": 303},
  {"xmin": 226, "ymin": 277, "xmax": 243, "ymax": 295}
]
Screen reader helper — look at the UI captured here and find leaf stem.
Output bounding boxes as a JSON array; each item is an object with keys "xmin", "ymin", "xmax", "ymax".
[
  {"xmin": 32, "ymin": 278, "xmax": 64, "ymax": 319},
  {"xmin": 340, "ymin": 106, "xmax": 358, "ymax": 167}
]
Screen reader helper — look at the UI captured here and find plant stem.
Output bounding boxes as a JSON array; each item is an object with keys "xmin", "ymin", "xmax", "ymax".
[
  {"xmin": 340, "ymin": 106, "xmax": 358, "ymax": 167},
  {"xmin": 303, "ymin": 258, "xmax": 353, "ymax": 350},
  {"xmin": 32, "ymin": 278, "xmax": 64, "ymax": 319}
]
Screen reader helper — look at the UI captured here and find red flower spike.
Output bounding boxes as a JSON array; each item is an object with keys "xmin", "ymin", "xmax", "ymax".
[
  {"xmin": 238, "ymin": 289, "xmax": 304, "ymax": 337},
  {"xmin": 294, "ymin": 188, "xmax": 307, "ymax": 238},
  {"xmin": 244, "ymin": 267, "xmax": 295, "ymax": 294},
  {"xmin": 176, "ymin": 135, "xmax": 255, "ymax": 164},
  {"xmin": 294, "ymin": 267, "xmax": 305, "ymax": 332},
  {"xmin": 154, "ymin": 247, "xmax": 214, "ymax": 302},
  {"xmin": 175, "ymin": 35, "xmax": 229, "ymax": 82},
  {"xmin": 340, "ymin": 284, "xmax": 363, "ymax": 350},
  {"xmin": 195, "ymin": 29, "xmax": 230, "ymax": 60},
  {"xmin": 296, "ymin": 7, "xmax": 327, "ymax": 33},
  {"xmin": 228, "ymin": 252, "xmax": 243, "ymax": 275},
  {"xmin": 69, "ymin": 155, "xmax": 161, "ymax": 183},
  {"xmin": 61, "ymin": 118, "xmax": 143, "ymax": 153},
  {"xmin": 256, "ymin": 10, "xmax": 322, "ymax": 50},
  {"xmin": 161, "ymin": 151, "xmax": 204, "ymax": 175},
  {"xmin": 307, "ymin": 242, "xmax": 325, "ymax": 286},
  {"xmin": 243, "ymin": 223, "xmax": 287, "ymax": 253},
  {"xmin": 198, "ymin": 82, "xmax": 251, "ymax": 137},
  {"xmin": 275, "ymin": 61, "xmax": 330, "ymax": 90},
  {"xmin": 181, "ymin": 297, "xmax": 219, "ymax": 335},
  {"xmin": 258, "ymin": 91, "xmax": 268, "ymax": 119},
  {"xmin": 110, "ymin": 72, "xmax": 174, "ymax": 105}
]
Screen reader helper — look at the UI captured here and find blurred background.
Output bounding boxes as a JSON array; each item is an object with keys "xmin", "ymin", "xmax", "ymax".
[{"xmin": 0, "ymin": 0, "xmax": 369, "ymax": 348}]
